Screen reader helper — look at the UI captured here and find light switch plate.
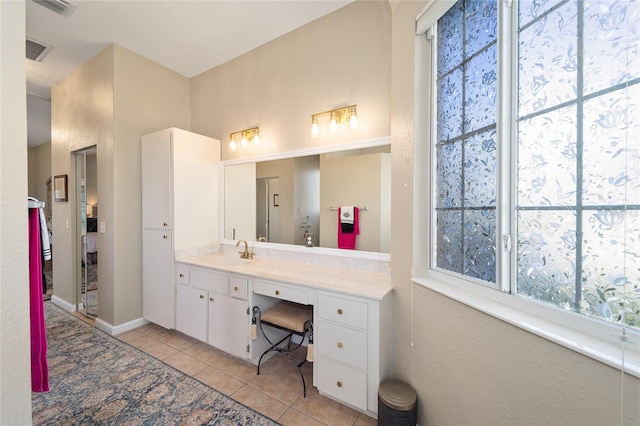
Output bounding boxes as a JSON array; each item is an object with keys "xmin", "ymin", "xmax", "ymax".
[{"xmin": 99, "ymin": 221, "xmax": 106, "ymax": 233}]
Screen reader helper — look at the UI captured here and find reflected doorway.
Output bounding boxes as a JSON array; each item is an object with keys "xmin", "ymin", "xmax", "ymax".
[
  {"xmin": 256, "ymin": 177, "xmax": 279, "ymax": 243},
  {"xmin": 75, "ymin": 147, "xmax": 98, "ymax": 318}
]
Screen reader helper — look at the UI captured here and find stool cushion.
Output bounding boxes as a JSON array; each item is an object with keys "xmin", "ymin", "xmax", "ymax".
[{"xmin": 261, "ymin": 301, "xmax": 313, "ymax": 333}]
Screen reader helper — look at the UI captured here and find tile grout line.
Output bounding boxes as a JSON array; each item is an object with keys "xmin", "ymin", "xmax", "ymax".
[{"xmin": 115, "ymin": 325, "xmax": 373, "ymax": 425}]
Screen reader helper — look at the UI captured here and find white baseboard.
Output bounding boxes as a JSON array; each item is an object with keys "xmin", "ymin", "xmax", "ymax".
[
  {"xmin": 95, "ymin": 316, "xmax": 148, "ymax": 336},
  {"xmin": 49, "ymin": 295, "xmax": 147, "ymax": 336},
  {"xmin": 51, "ymin": 295, "xmax": 76, "ymax": 312}
]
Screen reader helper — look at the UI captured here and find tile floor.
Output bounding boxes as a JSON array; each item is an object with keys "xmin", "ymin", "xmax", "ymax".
[{"xmin": 84, "ymin": 315, "xmax": 378, "ymax": 426}]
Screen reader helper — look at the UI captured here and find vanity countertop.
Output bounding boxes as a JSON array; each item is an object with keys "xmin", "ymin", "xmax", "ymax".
[{"xmin": 176, "ymin": 253, "xmax": 392, "ymax": 301}]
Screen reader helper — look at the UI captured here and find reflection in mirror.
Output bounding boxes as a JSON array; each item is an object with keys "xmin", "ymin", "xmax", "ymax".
[
  {"xmin": 224, "ymin": 162, "xmax": 256, "ymax": 241},
  {"xmin": 256, "ymin": 177, "xmax": 280, "ymax": 243},
  {"xmin": 224, "ymin": 143, "xmax": 390, "ymax": 253}
]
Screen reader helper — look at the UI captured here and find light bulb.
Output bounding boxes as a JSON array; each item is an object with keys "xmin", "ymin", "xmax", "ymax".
[
  {"xmin": 329, "ymin": 115, "xmax": 338, "ymax": 133},
  {"xmin": 311, "ymin": 117, "xmax": 319, "ymax": 137},
  {"xmin": 349, "ymin": 109, "xmax": 358, "ymax": 130},
  {"xmin": 241, "ymin": 137, "xmax": 248, "ymax": 148},
  {"xmin": 229, "ymin": 139, "xmax": 236, "ymax": 151},
  {"xmin": 253, "ymin": 134, "xmax": 260, "ymax": 146}
]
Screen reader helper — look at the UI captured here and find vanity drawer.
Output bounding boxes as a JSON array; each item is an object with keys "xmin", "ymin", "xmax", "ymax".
[
  {"xmin": 190, "ymin": 268, "xmax": 228, "ymax": 294},
  {"xmin": 316, "ymin": 320, "xmax": 367, "ymax": 369},
  {"xmin": 229, "ymin": 276, "xmax": 248, "ymax": 300},
  {"xmin": 253, "ymin": 280, "xmax": 309, "ymax": 304},
  {"xmin": 318, "ymin": 293, "xmax": 368, "ymax": 330},
  {"xmin": 317, "ymin": 356, "xmax": 367, "ymax": 411},
  {"xmin": 176, "ymin": 265, "xmax": 190, "ymax": 285}
]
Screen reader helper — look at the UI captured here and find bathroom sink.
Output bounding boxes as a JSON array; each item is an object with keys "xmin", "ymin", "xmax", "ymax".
[{"xmin": 212, "ymin": 256, "xmax": 251, "ymax": 266}]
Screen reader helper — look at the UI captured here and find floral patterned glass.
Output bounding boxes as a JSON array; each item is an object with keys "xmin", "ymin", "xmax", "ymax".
[
  {"xmin": 516, "ymin": 0, "xmax": 640, "ymax": 327},
  {"xmin": 434, "ymin": 0, "xmax": 639, "ymax": 329},
  {"xmin": 436, "ymin": 0, "xmax": 497, "ymax": 283}
]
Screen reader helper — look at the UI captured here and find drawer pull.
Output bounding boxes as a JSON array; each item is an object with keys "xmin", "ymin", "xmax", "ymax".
[
  {"xmin": 179, "ymin": 273, "xmax": 184, "ymax": 278},
  {"xmin": 163, "ymin": 235, "xmax": 168, "ymax": 239},
  {"xmin": 209, "ymin": 297, "xmax": 214, "ymax": 302},
  {"xmin": 337, "ymin": 342, "xmax": 343, "ymax": 348},
  {"xmin": 337, "ymin": 308, "xmax": 343, "ymax": 315},
  {"xmin": 163, "ymin": 222, "xmax": 168, "ymax": 227},
  {"xmin": 234, "ymin": 286, "xmax": 239, "ymax": 291},
  {"xmin": 275, "ymin": 290, "xmax": 280, "ymax": 296},
  {"xmin": 336, "ymin": 381, "xmax": 343, "ymax": 388}
]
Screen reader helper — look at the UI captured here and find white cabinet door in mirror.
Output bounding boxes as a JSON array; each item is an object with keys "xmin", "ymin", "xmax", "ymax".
[{"xmin": 224, "ymin": 162, "xmax": 256, "ymax": 241}]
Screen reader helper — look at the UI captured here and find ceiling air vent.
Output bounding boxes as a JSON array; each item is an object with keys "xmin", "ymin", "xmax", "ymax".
[
  {"xmin": 32, "ymin": 0, "xmax": 77, "ymax": 16},
  {"xmin": 26, "ymin": 38, "xmax": 51, "ymax": 62}
]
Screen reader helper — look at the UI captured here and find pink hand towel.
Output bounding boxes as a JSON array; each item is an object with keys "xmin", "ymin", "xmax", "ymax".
[
  {"xmin": 29, "ymin": 208, "xmax": 49, "ymax": 392},
  {"xmin": 337, "ymin": 207, "xmax": 359, "ymax": 250}
]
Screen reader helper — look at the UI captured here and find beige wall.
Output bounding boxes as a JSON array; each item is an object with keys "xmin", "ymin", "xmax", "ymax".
[
  {"xmin": 190, "ymin": 0, "xmax": 391, "ymax": 161},
  {"xmin": 28, "ymin": 142, "xmax": 51, "ymax": 205},
  {"xmin": 111, "ymin": 45, "xmax": 190, "ymax": 325},
  {"xmin": 0, "ymin": 1, "xmax": 32, "ymax": 423},
  {"xmin": 319, "ymin": 152, "xmax": 389, "ymax": 252},
  {"xmin": 390, "ymin": 2, "xmax": 639, "ymax": 425},
  {"xmin": 51, "ymin": 45, "xmax": 114, "ymax": 309},
  {"xmin": 51, "ymin": 44, "xmax": 190, "ymax": 326}
]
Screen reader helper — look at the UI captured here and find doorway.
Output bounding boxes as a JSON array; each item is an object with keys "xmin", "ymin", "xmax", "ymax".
[
  {"xmin": 75, "ymin": 147, "xmax": 98, "ymax": 317},
  {"xmin": 256, "ymin": 177, "xmax": 279, "ymax": 242}
]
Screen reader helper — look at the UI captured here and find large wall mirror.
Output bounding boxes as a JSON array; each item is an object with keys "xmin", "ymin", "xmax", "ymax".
[{"xmin": 224, "ymin": 138, "xmax": 391, "ymax": 254}]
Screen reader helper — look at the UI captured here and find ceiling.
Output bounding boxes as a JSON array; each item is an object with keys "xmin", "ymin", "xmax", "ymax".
[{"xmin": 25, "ymin": 0, "xmax": 353, "ymax": 147}]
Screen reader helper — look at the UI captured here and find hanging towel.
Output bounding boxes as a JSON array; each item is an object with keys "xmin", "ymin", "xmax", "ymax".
[
  {"xmin": 340, "ymin": 206, "xmax": 355, "ymax": 233},
  {"xmin": 28, "ymin": 197, "xmax": 51, "ymax": 261},
  {"xmin": 29, "ymin": 207, "xmax": 49, "ymax": 392},
  {"xmin": 338, "ymin": 207, "xmax": 359, "ymax": 250}
]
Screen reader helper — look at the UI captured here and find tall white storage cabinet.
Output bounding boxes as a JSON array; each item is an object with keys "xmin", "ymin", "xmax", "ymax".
[{"xmin": 141, "ymin": 128, "xmax": 220, "ymax": 329}]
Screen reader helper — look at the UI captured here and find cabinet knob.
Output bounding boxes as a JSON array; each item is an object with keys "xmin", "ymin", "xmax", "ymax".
[
  {"xmin": 210, "ymin": 297, "xmax": 214, "ymax": 302},
  {"xmin": 179, "ymin": 273, "xmax": 184, "ymax": 278},
  {"xmin": 336, "ymin": 381, "xmax": 343, "ymax": 388},
  {"xmin": 163, "ymin": 222, "xmax": 168, "ymax": 227},
  {"xmin": 337, "ymin": 342, "xmax": 343, "ymax": 349},
  {"xmin": 275, "ymin": 290, "xmax": 280, "ymax": 296},
  {"xmin": 163, "ymin": 235, "xmax": 168, "ymax": 239},
  {"xmin": 199, "ymin": 294, "xmax": 204, "ymax": 299},
  {"xmin": 337, "ymin": 308, "xmax": 343, "ymax": 315},
  {"xmin": 234, "ymin": 286, "xmax": 239, "ymax": 291}
]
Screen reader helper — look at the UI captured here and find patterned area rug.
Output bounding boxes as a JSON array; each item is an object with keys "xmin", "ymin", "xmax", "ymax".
[{"xmin": 32, "ymin": 302, "xmax": 280, "ymax": 425}]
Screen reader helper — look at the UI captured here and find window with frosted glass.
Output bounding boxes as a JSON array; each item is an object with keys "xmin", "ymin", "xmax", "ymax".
[
  {"xmin": 432, "ymin": 0, "xmax": 639, "ymax": 329},
  {"xmin": 516, "ymin": 0, "xmax": 640, "ymax": 326},
  {"xmin": 435, "ymin": 0, "xmax": 498, "ymax": 283}
]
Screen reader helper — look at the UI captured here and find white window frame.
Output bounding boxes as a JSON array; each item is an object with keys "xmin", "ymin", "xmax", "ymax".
[{"xmin": 412, "ymin": 0, "xmax": 640, "ymax": 378}]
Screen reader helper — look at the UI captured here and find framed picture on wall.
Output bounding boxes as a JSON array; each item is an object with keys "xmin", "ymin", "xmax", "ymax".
[{"xmin": 54, "ymin": 174, "xmax": 68, "ymax": 202}]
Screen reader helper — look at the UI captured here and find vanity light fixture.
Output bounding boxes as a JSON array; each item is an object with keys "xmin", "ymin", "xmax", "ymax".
[
  {"xmin": 229, "ymin": 126, "xmax": 260, "ymax": 152},
  {"xmin": 310, "ymin": 105, "xmax": 357, "ymax": 137}
]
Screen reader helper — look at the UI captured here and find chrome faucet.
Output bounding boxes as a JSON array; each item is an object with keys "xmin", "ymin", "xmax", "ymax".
[{"xmin": 236, "ymin": 240, "xmax": 253, "ymax": 259}]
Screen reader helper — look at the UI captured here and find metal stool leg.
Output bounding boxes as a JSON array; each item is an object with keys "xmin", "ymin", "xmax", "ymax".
[{"xmin": 252, "ymin": 306, "xmax": 313, "ymax": 397}]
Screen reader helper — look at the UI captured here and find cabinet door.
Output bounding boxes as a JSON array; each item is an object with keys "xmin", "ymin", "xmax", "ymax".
[
  {"xmin": 176, "ymin": 284, "xmax": 207, "ymax": 342},
  {"xmin": 142, "ymin": 229, "xmax": 173, "ymax": 329},
  {"xmin": 208, "ymin": 294, "xmax": 249, "ymax": 359},
  {"xmin": 141, "ymin": 130, "xmax": 172, "ymax": 230},
  {"xmin": 172, "ymin": 129, "xmax": 220, "ymax": 249}
]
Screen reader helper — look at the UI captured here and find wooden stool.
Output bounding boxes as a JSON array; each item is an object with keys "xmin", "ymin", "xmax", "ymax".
[{"xmin": 252, "ymin": 301, "xmax": 314, "ymax": 397}]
